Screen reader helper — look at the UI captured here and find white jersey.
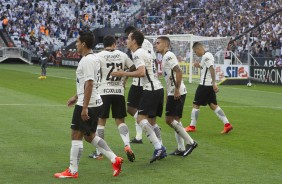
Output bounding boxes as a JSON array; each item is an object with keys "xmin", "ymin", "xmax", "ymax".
[
  {"xmin": 162, "ymin": 51, "xmax": 187, "ymax": 96},
  {"xmin": 142, "ymin": 39, "xmax": 156, "ymax": 60},
  {"xmin": 132, "ymin": 38, "xmax": 156, "ymax": 86},
  {"xmin": 200, "ymin": 52, "xmax": 214, "ymax": 86},
  {"xmin": 97, "ymin": 50, "xmax": 134, "ymax": 95},
  {"xmin": 132, "ymin": 48, "xmax": 162, "ymax": 91},
  {"xmin": 76, "ymin": 53, "xmax": 103, "ymax": 107}
]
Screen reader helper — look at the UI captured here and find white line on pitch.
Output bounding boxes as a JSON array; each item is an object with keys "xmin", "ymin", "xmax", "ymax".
[
  {"xmin": 0, "ymin": 104, "xmax": 66, "ymax": 106},
  {"xmin": 32, "ymin": 72, "xmax": 75, "ymax": 80},
  {"xmin": 0, "ymin": 104, "xmax": 281, "ymax": 109},
  {"xmin": 221, "ymin": 86, "xmax": 282, "ymax": 95}
]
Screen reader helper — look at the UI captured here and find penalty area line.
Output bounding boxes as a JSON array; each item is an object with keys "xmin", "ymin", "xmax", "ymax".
[{"xmin": 0, "ymin": 104, "xmax": 66, "ymax": 107}]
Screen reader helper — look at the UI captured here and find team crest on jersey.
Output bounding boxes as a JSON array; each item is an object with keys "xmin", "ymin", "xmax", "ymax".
[
  {"xmin": 133, "ymin": 56, "xmax": 139, "ymax": 60},
  {"xmin": 165, "ymin": 57, "xmax": 172, "ymax": 62}
]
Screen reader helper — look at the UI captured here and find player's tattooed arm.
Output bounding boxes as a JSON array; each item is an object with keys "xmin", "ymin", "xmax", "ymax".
[
  {"xmin": 173, "ymin": 65, "xmax": 182, "ymax": 89},
  {"xmin": 173, "ymin": 65, "xmax": 182, "ymax": 73}
]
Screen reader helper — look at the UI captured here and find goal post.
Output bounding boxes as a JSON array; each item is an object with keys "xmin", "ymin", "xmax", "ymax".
[{"xmin": 146, "ymin": 34, "xmax": 230, "ymax": 83}]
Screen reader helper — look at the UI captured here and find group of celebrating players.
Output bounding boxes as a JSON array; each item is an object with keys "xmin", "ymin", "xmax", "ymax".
[{"xmin": 54, "ymin": 26, "xmax": 233, "ymax": 179}]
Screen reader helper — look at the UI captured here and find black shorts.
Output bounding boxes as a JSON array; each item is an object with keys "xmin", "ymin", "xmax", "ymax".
[
  {"xmin": 166, "ymin": 94, "xmax": 186, "ymax": 118},
  {"xmin": 41, "ymin": 62, "xmax": 47, "ymax": 69},
  {"xmin": 71, "ymin": 105, "xmax": 101, "ymax": 135},
  {"xmin": 100, "ymin": 95, "xmax": 127, "ymax": 119},
  {"xmin": 127, "ymin": 85, "xmax": 143, "ymax": 109},
  {"xmin": 138, "ymin": 88, "xmax": 164, "ymax": 117},
  {"xmin": 193, "ymin": 85, "xmax": 217, "ymax": 106}
]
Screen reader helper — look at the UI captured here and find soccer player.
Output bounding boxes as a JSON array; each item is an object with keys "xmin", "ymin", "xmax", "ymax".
[
  {"xmin": 38, "ymin": 49, "xmax": 48, "ymax": 79},
  {"xmin": 54, "ymin": 31, "xmax": 123, "ymax": 179},
  {"xmin": 124, "ymin": 26, "xmax": 162, "ymax": 144},
  {"xmin": 155, "ymin": 36, "xmax": 198, "ymax": 156},
  {"xmin": 89, "ymin": 35, "xmax": 135, "ymax": 162},
  {"xmin": 111, "ymin": 30, "xmax": 166, "ymax": 163},
  {"xmin": 185, "ymin": 42, "xmax": 233, "ymax": 134}
]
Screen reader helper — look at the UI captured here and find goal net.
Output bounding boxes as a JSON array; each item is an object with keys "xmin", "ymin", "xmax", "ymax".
[{"xmin": 146, "ymin": 34, "xmax": 230, "ymax": 83}]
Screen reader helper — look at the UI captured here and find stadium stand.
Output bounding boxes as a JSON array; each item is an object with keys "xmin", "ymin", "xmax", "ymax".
[
  {"xmin": 0, "ymin": 0, "xmax": 281, "ymax": 63},
  {"xmin": 0, "ymin": 0, "xmax": 142, "ymax": 55},
  {"xmin": 138, "ymin": 0, "xmax": 281, "ymax": 61}
]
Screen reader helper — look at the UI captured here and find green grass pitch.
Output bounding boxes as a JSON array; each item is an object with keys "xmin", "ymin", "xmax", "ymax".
[{"xmin": 0, "ymin": 64, "xmax": 281, "ymax": 184}]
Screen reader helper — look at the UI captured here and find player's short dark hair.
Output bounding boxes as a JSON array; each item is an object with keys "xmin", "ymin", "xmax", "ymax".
[
  {"xmin": 131, "ymin": 30, "xmax": 144, "ymax": 47},
  {"xmin": 157, "ymin": 36, "xmax": 170, "ymax": 46},
  {"xmin": 103, "ymin": 35, "xmax": 116, "ymax": 47},
  {"xmin": 124, "ymin": 25, "xmax": 137, "ymax": 35},
  {"xmin": 78, "ymin": 30, "xmax": 95, "ymax": 49},
  {"xmin": 192, "ymin": 42, "xmax": 204, "ymax": 49}
]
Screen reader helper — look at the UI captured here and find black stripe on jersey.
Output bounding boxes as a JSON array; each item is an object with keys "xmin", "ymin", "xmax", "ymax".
[
  {"xmin": 145, "ymin": 68, "xmax": 154, "ymax": 91},
  {"xmin": 171, "ymin": 69, "xmax": 176, "ymax": 86},
  {"xmin": 203, "ymin": 67, "xmax": 208, "ymax": 85},
  {"xmin": 99, "ymin": 68, "xmax": 102, "ymax": 83},
  {"xmin": 138, "ymin": 78, "xmax": 141, "ymax": 86}
]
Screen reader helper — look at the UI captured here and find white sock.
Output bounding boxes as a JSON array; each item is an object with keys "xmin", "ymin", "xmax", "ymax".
[
  {"xmin": 118, "ymin": 123, "xmax": 130, "ymax": 147},
  {"xmin": 133, "ymin": 111, "xmax": 138, "ymax": 119},
  {"xmin": 91, "ymin": 136, "xmax": 116, "ymax": 163},
  {"xmin": 139, "ymin": 119, "xmax": 162, "ymax": 149},
  {"xmin": 135, "ymin": 122, "xmax": 143, "ymax": 140},
  {"xmin": 96, "ymin": 125, "xmax": 105, "ymax": 139},
  {"xmin": 134, "ymin": 112, "xmax": 143, "ymax": 140},
  {"xmin": 171, "ymin": 120, "xmax": 194, "ymax": 145},
  {"xmin": 69, "ymin": 140, "xmax": 83, "ymax": 174},
  {"xmin": 152, "ymin": 124, "xmax": 162, "ymax": 145},
  {"xmin": 190, "ymin": 108, "xmax": 200, "ymax": 126},
  {"xmin": 214, "ymin": 106, "xmax": 229, "ymax": 124},
  {"xmin": 174, "ymin": 131, "xmax": 185, "ymax": 151},
  {"xmin": 96, "ymin": 125, "xmax": 105, "ymax": 155}
]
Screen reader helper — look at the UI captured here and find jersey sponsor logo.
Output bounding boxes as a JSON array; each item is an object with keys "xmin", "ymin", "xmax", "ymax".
[
  {"xmin": 103, "ymin": 54, "xmax": 121, "ymax": 60},
  {"xmin": 133, "ymin": 56, "xmax": 139, "ymax": 60},
  {"xmin": 103, "ymin": 89, "xmax": 122, "ymax": 94},
  {"xmin": 106, "ymin": 81, "xmax": 121, "ymax": 86}
]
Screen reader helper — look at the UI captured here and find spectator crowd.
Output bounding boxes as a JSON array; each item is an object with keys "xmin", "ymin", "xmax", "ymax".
[
  {"xmin": 0, "ymin": 0, "xmax": 281, "ymax": 64},
  {"xmin": 0, "ymin": 0, "xmax": 142, "ymax": 59},
  {"xmin": 135, "ymin": 0, "xmax": 282, "ymax": 60}
]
